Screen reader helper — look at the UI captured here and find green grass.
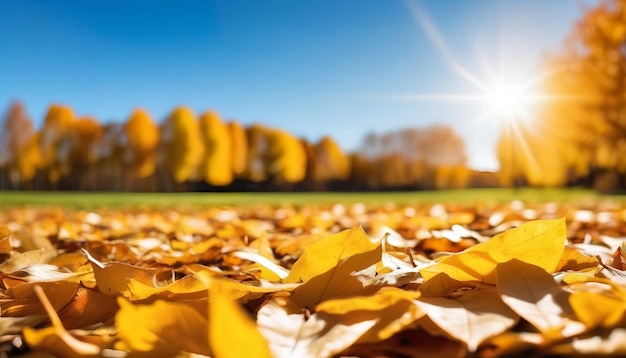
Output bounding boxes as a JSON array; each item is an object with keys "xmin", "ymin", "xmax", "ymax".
[{"xmin": 0, "ymin": 188, "xmax": 608, "ymax": 210}]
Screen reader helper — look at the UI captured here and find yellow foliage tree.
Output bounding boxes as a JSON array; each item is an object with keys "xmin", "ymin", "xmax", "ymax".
[
  {"xmin": 39, "ymin": 104, "xmax": 75, "ymax": 183},
  {"xmin": 266, "ymin": 129, "xmax": 307, "ymax": 184},
  {"xmin": 532, "ymin": 0, "xmax": 626, "ymax": 189},
  {"xmin": 228, "ymin": 121, "xmax": 248, "ymax": 177},
  {"xmin": 124, "ymin": 109, "xmax": 159, "ymax": 178},
  {"xmin": 199, "ymin": 110, "xmax": 233, "ymax": 186},
  {"xmin": 160, "ymin": 106, "xmax": 204, "ymax": 183},
  {"xmin": 496, "ymin": 122, "xmax": 568, "ymax": 187},
  {"xmin": 312, "ymin": 136, "xmax": 350, "ymax": 182}
]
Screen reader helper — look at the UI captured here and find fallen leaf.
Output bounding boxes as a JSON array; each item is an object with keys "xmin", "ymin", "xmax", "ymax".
[
  {"xmin": 22, "ymin": 285, "xmax": 102, "ymax": 358},
  {"xmin": 496, "ymin": 259, "xmax": 585, "ymax": 338},
  {"xmin": 416, "ymin": 273, "xmax": 519, "ymax": 352},
  {"xmin": 316, "ymin": 286, "xmax": 424, "ymax": 343},
  {"xmin": 205, "ymin": 277, "xmax": 272, "ymax": 358},
  {"xmin": 420, "ymin": 218, "xmax": 566, "ymax": 284},
  {"xmin": 285, "ymin": 227, "xmax": 378, "ymax": 284},
  {"xmin": 289, "ymin": 244, "xmax": 382, "ymax": 308},
  {"xmin": 82, "ymin": 248, "xmax": 173, "ymax": 295},
  {"xmin": 563, "ymin": 273, "xmax": 626, "ymax": 329},
  {"xmin": 257, "ymin": 297, "xmax": 378, "ymax": 358},
  {"xmin": 2, "ymin": 281, "xmax": 79, "ymax": 317},
  {"xmin": 115, "ymin": 297, "xmax": 211, "ymax": 356}
]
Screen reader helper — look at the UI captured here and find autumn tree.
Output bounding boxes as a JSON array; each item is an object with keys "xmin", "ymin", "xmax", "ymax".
[
  {"xmin": 228, "ymin": 121, "xmax": 248, "ymax": 177},
  {"xmin": 95, "ymin": 123, "xmax": 126, "ymax": 190},
  {"xmin": 496, "ymin": 121, "xmax": 568, "ymax": 187},
  {"xmin": 243, "ymin": 124, "xmax": 271, "ymax": 182},
  {"xmin": 355, "ymin": 125, "xmax": 468, "ymax": 189},
  {"xmin": 39, "ymin": 104, "xmax": 75, "ymax": 185},
  {"xmin": 63, "ymin": 117, "xmax": 103, "ymax": 189},
  {"xmin": 198, "ymin": 110, "xmax": 233, "ymax": 186},
  {"xmin": 534, "ymin": 0, "xmax": 626, "ymax": 189},
  {"xmin": 124, "ymin": 109, "xmax": 159, "ymax": 179},
  {"xmin": 311, "ymin": 136, "xmax": 351, "ymax": 183},
  {"xmin": 0, "ymin": 101, "xmax": 40, "ymax": 187},
  {"xmin": 266, "ymin": 129, "xmax": 308, "ymax": 185},
  {"xmin": 159, "ymin": 106, "xmax": 204, "ymax": 183}
]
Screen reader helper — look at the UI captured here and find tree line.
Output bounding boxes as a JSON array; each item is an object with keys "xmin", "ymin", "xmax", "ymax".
[{"xmin": 0, "ymin": 102, "xmax": 487, "ymax": 191}]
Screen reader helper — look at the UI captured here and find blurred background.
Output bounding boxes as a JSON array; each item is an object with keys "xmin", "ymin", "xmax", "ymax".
[{"xmin": 3, "ymin": 0, "xmax": 625, "ymax": 192}]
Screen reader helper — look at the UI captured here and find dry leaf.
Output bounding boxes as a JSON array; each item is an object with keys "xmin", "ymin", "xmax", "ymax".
[{"xmin": 420, "ymin": 218, "xmax": 566, "ymax": 284}]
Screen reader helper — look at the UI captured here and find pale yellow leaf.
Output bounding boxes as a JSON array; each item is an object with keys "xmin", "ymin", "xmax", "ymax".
[
  {"xmin": 82, "ymin": 248, "xmax": 173, "ymax": 295},
  {"xmin": 285, "ymin": 227, "xmax": 377, "ymax": 283},
  {"xmin": 416, "ymin": 282, "xmax": 518, "ymax": 352},
  {"xmin": 421, "ymin": 218, "xmax": 566, "ymax": 284},
  {"xmin": 549, "ymin": 328, "xmax": 626, "ymax": 355},
  {"xmin": 257, "ymin": 298, "xmax": 378, "ymax": 358},
  {"xmin": 316, "ymin": 287, "xmax": 424, "ymax": 343},
  {"xmin": 496, "ymin": 259, "xmax": 585, "ymax": 338}
]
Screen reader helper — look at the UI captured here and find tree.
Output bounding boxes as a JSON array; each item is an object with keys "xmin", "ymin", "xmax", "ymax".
[
  {"xmin": 63, "ymin": 117, "xmax": 103, "ymax": 189},
  {"xmin": 124, "ymin": 109, "xmax": 159, "ymax": 178},
  {"xmin": 39, "ymin": 104, "xmax": 75, "ymax": 184},
  {"xmin": 266, "ymin": 129, "xmax": 308, "ymax": 184},
  {"xmin": 0, "ymin": 101, "xmax": 39, "ymax": 187},
  {"xmin": 228, "ymin": 121, "xmax": 248, "ymax": 177},
  {"xmin": 496, "ymin": 121, "xmax": 568, "ymax": 187},
  {"xmin": 354, "ymin": 125, "xmax": 468, "ymax": 189},
  {"xmin": 243, "ymin": 124, "xmax": 271, "ymax": 183},
  {"xmin": 199, "ymin": 110, "xmax": 233, "ymax": 186},
  {"xmin": 96, "ymin": 123, "xmax": 126, "ymax": 191},
  {"xmin": 68, "ymin": 117, "xmax": 103, "ymax": 168},
  {"xmin": 311, "ymin": 136, "xmax": 350, "ymax": 183},
  {"xmin": 160, "ymin": 106, "xmax": 204, "ymax": 183},
  {"xmin": 535, "ymin": 0, "xmax": 626, "ymax": 189}
]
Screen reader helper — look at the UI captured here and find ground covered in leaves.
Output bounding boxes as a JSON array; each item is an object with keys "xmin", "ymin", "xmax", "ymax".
[{"xmin": 2, "ymin": 198, "xmax": 626, "ymax": 357}]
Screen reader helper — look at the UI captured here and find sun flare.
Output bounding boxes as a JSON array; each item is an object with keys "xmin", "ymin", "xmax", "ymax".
[{"xmin": 484, "ymin": 82, "xmax": 534, "ymax": 122}]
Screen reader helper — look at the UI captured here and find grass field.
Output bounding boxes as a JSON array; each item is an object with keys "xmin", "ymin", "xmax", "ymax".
[{"xmin": 0, "ymin": 188, "xmax": 609, "ymax": 209}]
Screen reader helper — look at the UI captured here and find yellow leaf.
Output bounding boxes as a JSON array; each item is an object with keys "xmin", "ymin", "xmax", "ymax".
[
  {"xmin": 285, "ymin": 227, "xmax": 377, "ymax": 283},
  {"xmin": 206, "ymin": 278, "xmax": 272, "ymax": 358},
  {"xmin": 555, "ymin": 246, "xmax": 598, "ymax": 272},
  {"xmin": 415, "ymin": 275, "xmax": 519, "ymax": 352},
  {"xmin": 316, "ymin": 287, "xmax": 420, "ymax": 314},
  {"xmin": 126, "ymin": 274, "xmax": 207, "ymax": 301},
  {"xmin": 421, "ymin": 218, "xmax": 566, "ymax": 284},
  {"xmin": 563, "ymin": 273, "xmax": 626, "ymax": 329},
  {"xmin": 316, "ymin": 287, "xmax": 424, "ymax": 343},
  {"xmin": 115, "ymin": 297, "xmax": 210, "ymax": 356},
  {"xmin": 569, "ymin": 291, "xmax": 626, "ymax": 329},
  {"xmin": 82, "ymin": 249, "xmax": 172, "ymax": 295},
  {"xmin": 289, "ymin": 244, "xmax": 382, "ymax": 308},
  {"xmin": 496, "ymin": 259, "xmax": 585, "ymax": 338},
  {"xmin": 234, "ymin": 249, "xmax": 290, "ymax": 281}
]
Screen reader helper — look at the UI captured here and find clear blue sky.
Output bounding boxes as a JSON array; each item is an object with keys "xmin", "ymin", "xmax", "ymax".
[{"xmin": 1, "ymin": 0, "xmax": 595, "ymax": 171}]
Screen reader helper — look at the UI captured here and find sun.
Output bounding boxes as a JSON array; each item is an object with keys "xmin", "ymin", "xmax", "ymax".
[{"xmin": 484, "ymin": 82, "xmax": 534, "ymax": 122}]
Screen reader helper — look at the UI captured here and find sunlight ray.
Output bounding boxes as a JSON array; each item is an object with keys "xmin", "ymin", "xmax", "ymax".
[{"xmin": 406, "ymin": 0, "xmax": 489, "ymax": 92}]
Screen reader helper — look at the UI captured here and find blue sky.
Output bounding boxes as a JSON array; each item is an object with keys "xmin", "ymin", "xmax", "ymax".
[{"xmin": 1, "ymin": 0, "xmax": 594, "ymax": 170}]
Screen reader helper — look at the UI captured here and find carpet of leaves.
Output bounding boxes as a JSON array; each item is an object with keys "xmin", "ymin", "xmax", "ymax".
[{"xmin": 2, "ymin": 199, "xmax": 626, "ymax": 357}]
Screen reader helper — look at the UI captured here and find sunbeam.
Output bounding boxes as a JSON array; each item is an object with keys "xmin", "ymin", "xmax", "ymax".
[{"xmin": 405, "ymin": 0, "xmax": 490, "ymax": 92}]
